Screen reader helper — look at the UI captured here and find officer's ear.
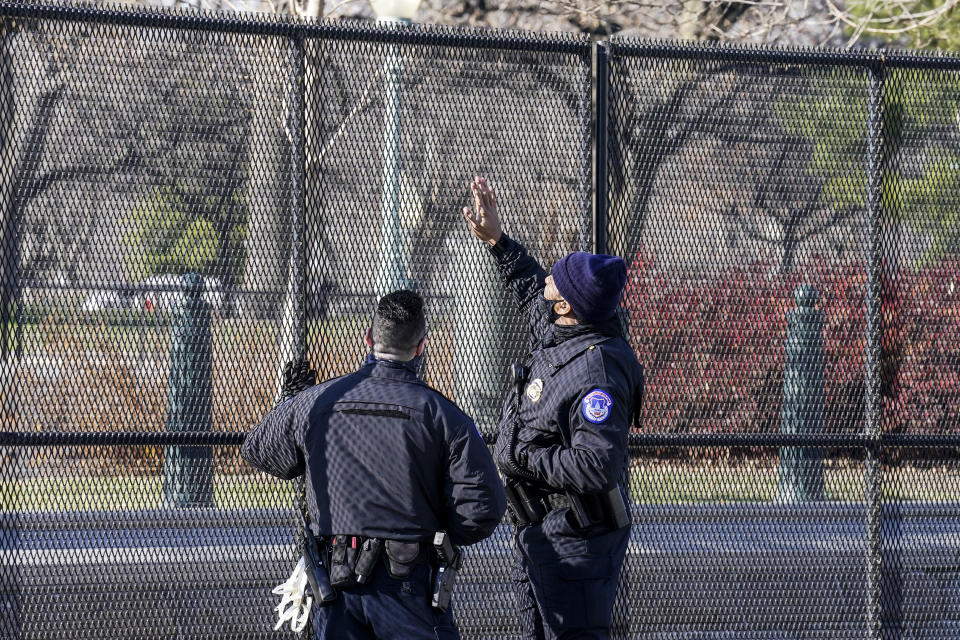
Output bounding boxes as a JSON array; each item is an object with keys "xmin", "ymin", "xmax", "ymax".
[
  {"xmin": 415, "ymin": 336, "xmax": 427, "ymax": 357},
  {"xmin": 555, "ymin": 299, "xmax": 576, "ymax": 319},
  {"xmin": 364, "ymin": 328, "xmax": 374, "ymax": 348}
]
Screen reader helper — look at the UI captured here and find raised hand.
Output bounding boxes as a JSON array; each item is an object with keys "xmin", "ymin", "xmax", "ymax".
[{"xmin": 462, "ymin": 176, "xmax": 502, "ymax": 246}]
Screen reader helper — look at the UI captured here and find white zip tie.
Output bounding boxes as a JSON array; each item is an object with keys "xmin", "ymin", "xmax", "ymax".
[{"xmin": 272, "ymin": 557, "xmax": 314, "ymax": 633}]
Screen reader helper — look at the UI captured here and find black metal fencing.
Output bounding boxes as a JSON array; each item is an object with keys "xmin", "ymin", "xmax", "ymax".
[
  {"xmin": 2, "ymin": 3, "xmax": 959, "ymax": 639},
  {"xmin": 604, "ymin": 42, "xmax": 960, "ymax": 639}
]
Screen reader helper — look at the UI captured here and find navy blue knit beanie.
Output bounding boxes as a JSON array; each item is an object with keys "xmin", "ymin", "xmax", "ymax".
[{"xmin": 551, "ymin": 252, "xmax": 627, "ymax": 324}]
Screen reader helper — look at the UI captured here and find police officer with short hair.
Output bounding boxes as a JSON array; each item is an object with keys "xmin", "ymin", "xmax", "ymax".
[
  {"xmin": 462, "ymin": 177, "xmax": 644, "ymax": 640},
  {"xmin": 242, "ymin": 289, "xmax": 506, "ymax": 640}
]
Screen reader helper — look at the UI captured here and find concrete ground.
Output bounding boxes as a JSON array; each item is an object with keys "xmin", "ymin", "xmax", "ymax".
[{"xmin": 3, "ymin": 503, "xmax": 960, "ymax": 639}]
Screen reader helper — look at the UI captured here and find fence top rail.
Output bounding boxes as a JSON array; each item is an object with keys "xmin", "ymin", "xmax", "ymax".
[
  {"xmin": 607, "ymin": 38, "xmax": 960, "ymax": 72},
  {"xmin": 628, "ymin": 433, "xmax": 960, "ymax": 449},
  {"xmin": 0, "ymin": 0, "xmax": 590, "ymax": 55},
  {"xmin": 5, "ymin": 4, "xmax": 956, "ymax": 75},
  {"xmin": 4, "ymin": 431, "xmax": 960, "ymax": 448}
]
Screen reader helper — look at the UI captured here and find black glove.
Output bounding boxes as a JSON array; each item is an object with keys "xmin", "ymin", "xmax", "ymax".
[{"xmin": 277, "ymin": 359, "xmax": 317, "ymax": 405}]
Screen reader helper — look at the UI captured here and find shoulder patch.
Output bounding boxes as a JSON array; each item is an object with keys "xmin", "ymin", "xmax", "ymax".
[{"xmin": 582, "ymin": 389, "xmax": 613, "ymax": 424}]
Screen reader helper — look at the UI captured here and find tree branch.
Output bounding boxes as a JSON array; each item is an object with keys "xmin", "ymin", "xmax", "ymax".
[
  {"xmin": 306, "ymin": 71, "xmax": 381, "ymax": 170},
  {"xmin": 22, "ymin": 164, "xmax": 120, "ymax": 200}
]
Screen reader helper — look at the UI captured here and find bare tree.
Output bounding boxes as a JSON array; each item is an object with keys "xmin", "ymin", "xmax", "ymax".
[
  {"xmin": 1, "ymin": 17, "xmax": 15, "ymax": 436},
  {"xmin": 0, "ymin": 19, "xmax": 142, "ymax": 292},
  {"xmin": 826, "ymin": 0, "xmax": 960, "ymax": 49},
  {"xmin": 725, "ymin": 135, "xmax": 860, "ymax": 272},
  {"xmin": 124, "ymin": 35, "xmax": 253, "ymax": 297}
]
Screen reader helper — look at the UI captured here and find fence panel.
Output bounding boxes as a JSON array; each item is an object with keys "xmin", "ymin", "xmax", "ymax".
[
  {"xmin": 4, "ymin": 4, "xmax": 960, "ymax": 639},
  {"xmin": 607, "ymin": 42, "xmax": 960, "ymax": 639},
  {"xmin": 0, "ymin": 4, "xmax": 593, "ymax": 639},
  {"xmin": 879, "ymin": 59, "xmax": 960, "ymax": 640},
  {"xmin": 0, "ymin": 6, "xmax": 307, "ymax": 638},
  {"xmin": 305, "ymin": 27, "xmax": 592, "ymax": 639},
  {"xmin": 605, "ymin": 42, "xmax": 877, "ymax": 637},
  {"xmin": 306, "ymin": 28, "xmax": 592, "ymax": 434}
]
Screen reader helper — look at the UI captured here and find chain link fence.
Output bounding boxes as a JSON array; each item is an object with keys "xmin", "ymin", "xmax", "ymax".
[
  {"xmin": 603, "ymin": 42, "xmax": 960, "ymax": 639},
  {"xmin": 1, "ymin": 3, "xmax": 959, "ymax": 639}
]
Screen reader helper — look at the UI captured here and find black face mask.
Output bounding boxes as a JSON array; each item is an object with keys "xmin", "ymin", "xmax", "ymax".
[
  {"xmin": 412, "ymin": 331, "xmax": 428, "ymax": 378},
  {"xmin": 410, "ymin": 351, "xmax": 424, "ymax": 378}
]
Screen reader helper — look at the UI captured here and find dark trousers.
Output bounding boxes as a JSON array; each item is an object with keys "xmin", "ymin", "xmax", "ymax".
[
  {"xmin": 513, "ymin": 508, "xmax": 629, "ymax": 640},
  {"xmin": 311, "ymin": 563, "xmax": 460, "ymax": 640}
]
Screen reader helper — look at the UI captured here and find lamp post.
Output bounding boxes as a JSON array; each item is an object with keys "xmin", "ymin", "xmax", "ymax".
[
  {"xmin": 163, "ymin": 274, "xmax": 213, "ymax": 508},
  {"xmin": 371, "ymin": 0, "xmax": 420, "ymax": 296},
  {"xmin": 778, "ymin": 285, "xmax": 825, "ymax": 502}
]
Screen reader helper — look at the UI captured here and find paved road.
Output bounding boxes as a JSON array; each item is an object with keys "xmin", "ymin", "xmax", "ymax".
[{"xmin": 3, "ymin": 504, "xmax": 960, "ymax": 639}]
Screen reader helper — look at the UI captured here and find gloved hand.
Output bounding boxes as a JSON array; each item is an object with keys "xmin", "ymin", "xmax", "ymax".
[
  {"xmin": 276, "ymin": 359, "xmax": 317, "ymax": 406},
  {"xmin": 272, "ymin": 557, "xmax": 313, "ymax": 633}
]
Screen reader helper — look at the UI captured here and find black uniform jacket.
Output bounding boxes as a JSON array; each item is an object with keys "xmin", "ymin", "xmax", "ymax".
[
  {"xmin": 491, "ymin": 234, "xmax": 645, "ymax": 495},
  {"xmin": 242, "ymin": 355, "xmax": 507, "ymax": 547}
]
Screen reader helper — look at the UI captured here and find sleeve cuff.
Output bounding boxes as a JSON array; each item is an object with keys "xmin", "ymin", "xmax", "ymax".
[{"xmin": 488, "ymin": 234, "xmax": 512, "ymax": 258}]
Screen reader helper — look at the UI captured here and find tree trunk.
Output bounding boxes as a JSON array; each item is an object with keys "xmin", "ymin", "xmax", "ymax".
[
  {"xmin": 297, "ymin": 0, "xmax": 323, "ymax": 18},
  {"xmin": 678, "ymin": 0, "xmax": 705, "ymax": 40},
  {"xmin": 241, "ymin": 30, "xmax": 291, "ymax": 320},
  {"xmin": 1, "ymin": 20, "xmax": 15, "ymax": 370}
]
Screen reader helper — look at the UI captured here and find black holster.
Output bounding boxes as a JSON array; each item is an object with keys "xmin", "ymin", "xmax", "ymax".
[
  {"xmin": 329, "ymin": 534, "xmax": 359, "ymax": 587},
  {"xmin": 303, "ymin": 531, "xmax": 337, "ymax": 605},
  {"xmin": 431, "ymin": 531, "xmax": 461, "ymax": 613},
  {"xmin": 576, "ymin": 485, "xmax": 631, "ymax": 530},
  {"xmin": 506, "ymin": 480, "xmax": 630, "ymax": 530},
  {"xmin": 504, "ymin": 479, "xmax": 550, "ymax": 526}
]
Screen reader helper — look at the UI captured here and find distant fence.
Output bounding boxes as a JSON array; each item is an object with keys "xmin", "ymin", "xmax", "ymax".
[{"xmin": 2, "ymin": 3, "xmax": 960, "ymax": 639}]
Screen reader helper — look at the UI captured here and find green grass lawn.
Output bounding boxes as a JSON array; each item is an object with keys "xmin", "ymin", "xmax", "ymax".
[
  {"xmin": 10, "ymin": 315, "xmax": 369, "ymax": 362},
  {"xmin": 3, "ymin": 474, "xmax": 293, "ymax": 512},
  {"xmin": 630, "ymin": 462, "xmax": 960, "ymax": 503},
  {"xmin": 5, "ymin": 464, "xmax": 959, "ymax": 512}
]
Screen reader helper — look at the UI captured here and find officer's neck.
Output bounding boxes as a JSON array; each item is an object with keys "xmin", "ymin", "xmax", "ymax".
[{"xmin": 372, "ymin": 350, "xmax": 417, "ymax": 363}]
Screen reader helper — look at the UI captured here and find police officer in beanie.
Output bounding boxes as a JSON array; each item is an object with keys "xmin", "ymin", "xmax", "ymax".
[
  {"xmin": 462, "ymin": 177, "xmax": 644, "ymax": 640},
  {"xmin": 242, "ymin": 289, "xmax": 506, "ymax": 640}
]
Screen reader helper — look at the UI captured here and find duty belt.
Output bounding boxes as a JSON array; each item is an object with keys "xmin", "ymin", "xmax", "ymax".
[
  {"xmin": 320, "ymin": 535, "xmax": 432, "ymax": 565},
  {"xmin": 503, "ymin": 480, "xmax": 571, "ymax": 526},
  {"xmin": 321, "ymin": 534, "xmax": 437, "ymax": 589},
  {"xmin": 504, "ymin": 481, "xmax": 631, "ymax": 530},
  {"xmin": 306, "ymin": 534, "xmax": 461, "ymax": 613}
]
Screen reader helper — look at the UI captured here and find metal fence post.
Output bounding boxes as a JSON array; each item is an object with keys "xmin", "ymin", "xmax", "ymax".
[
  {"xmin": 865, "ymin": 59, "xmax": 885, "ymax": 640},
  {"xmin": 594, "ymin": 41, "xmax": 609, "ymax": 257},
  {"xmin": 778, "ymin": 285, "xmax": 825, "ymax": 502},
  {"xmin": 1, "ymin": 15, "xmax": 16, "ymax": 408},
  {"xmin": 0, "ymin": 25, "xmax": 21, "ymax": 637},
  {"xmin": 375, "ymin": 33, "xmax": 410, "ymax": 295},
  {"xmin": 287, "ymin": 33, "xmax": 312, "ymax": 640},
  {"xmin": 163, "ymin": 273, "xmax": 214, "ymax": 508},
  {"xmin": 595, "ymin": 39, "xmax": 634, "ymax": 638}
]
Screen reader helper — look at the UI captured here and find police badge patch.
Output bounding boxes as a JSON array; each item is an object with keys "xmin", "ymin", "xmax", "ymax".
[
  {"xmin": 525, "ymin": 378, "xmax": 543, "ymax": 402},
  {"xmin": 582, "ymin": 389, "xmax": 613, "ymax": 423}
]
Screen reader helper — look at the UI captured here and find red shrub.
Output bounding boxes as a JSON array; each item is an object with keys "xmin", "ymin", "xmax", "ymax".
[{"xmin": 623, "ymin": 253, "xmax": 960, "ymax": 436}]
